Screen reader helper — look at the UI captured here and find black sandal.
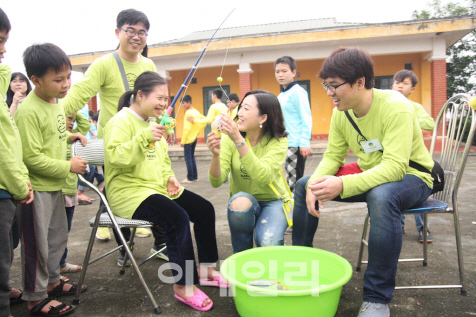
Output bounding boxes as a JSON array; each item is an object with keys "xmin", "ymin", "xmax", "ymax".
[
  {"xmin": 10, "ymin": 290, "xmax": 26, "ymax": 306},
  {"xmin": 47, "ymin": 279, "xmax": 87, "ymax": 298},
  {"xmin": 30, "ymin": 297, "xmax": 75, "ymax": 316}
]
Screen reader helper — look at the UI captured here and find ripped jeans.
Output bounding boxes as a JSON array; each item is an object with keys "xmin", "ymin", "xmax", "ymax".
[{"xmin": 227, "ymin": 192, "xmax": 288, "ymax": 253}]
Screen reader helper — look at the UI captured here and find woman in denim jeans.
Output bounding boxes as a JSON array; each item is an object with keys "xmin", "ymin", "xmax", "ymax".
[{"xmin": 207, "ymin": 90, "xmax": 289, "ymax": 253}]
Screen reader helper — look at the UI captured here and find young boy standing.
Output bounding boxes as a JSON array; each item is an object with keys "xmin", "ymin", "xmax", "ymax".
[
  {"xmin": 392, "ymin": 70, "xmax": 435, "ymax": 242},
  {"xmin": 0, "ymin": 9, "xmax": 34, "ymax": 317},
  {"xmin": 15, "ymin": 43, "xmax": 88, "ymax": 316},
  {"xmin": 292, "ymin": 47, "xmax": 433, "ymax": 317},
  {"xmin": 275, "ymin": 56, "xmax": 312, "ymax": 193},
  {"xmin": 226, "ymin": 93, "xmax": 240, "ymax": 119},
  {"xmin": 180, "ymin": 95, "xmax": 206, "ymax": 184}
]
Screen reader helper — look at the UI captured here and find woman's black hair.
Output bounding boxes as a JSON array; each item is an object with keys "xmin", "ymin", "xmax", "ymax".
[
  {"xmin": 117, "ymin": 71, "xmax": 167, "ymax": 112},
  {"xmin": 6, "ymin": 72, "xmax": 32, "ymax": 107},
  {"xmin": 234, "ymin": 89, "xmax": 288, "ymax": 141}
]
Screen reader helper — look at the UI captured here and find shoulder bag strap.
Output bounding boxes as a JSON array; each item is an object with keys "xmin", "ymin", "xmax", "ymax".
[{"xmin": 112, "ymin": 51, "xmax": 130, "ymax": 92}]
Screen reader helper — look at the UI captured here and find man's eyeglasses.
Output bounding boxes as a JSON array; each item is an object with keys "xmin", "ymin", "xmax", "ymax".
[
  {"xmin": 120, "ymin": 28, "xmax": 148, "ymax": 39},
  {"xmin": 322, "ymin": 81, "xmax": 348, "ymax": 93}
]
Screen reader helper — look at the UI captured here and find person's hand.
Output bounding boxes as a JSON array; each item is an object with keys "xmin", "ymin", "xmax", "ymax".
[
  {"xmin": 307, "ymin": 175, "xmax": 343, "ymax": 202},
  {"xmin": 17, "ymin": 181, "xmax": 34, "ymax": 204},
  {"xmin": 206, "ymin": 132, "xmax": 221, "ymax": 156},
  {"xmin": 12, "ymin": 91, "xmax": 24, "ymax": 106},
  {"xmin": 151, "ymin": 124, "xmax": 166, "ymax": 141},
  {"xmin": 166, "ymin": 132, "xmax": 175, "ymax": 145},
  {"xmin": 186, "ymin": 116, "xmax": 195, "ymax": 123},
  {"xmin": 300, "ymin": 147, "xmax": 312, "ymax": 159},
  {"xmin": 69, "ymin": 133, "xmax": 88, "ymax": 146},
  {"xmin": 167, "ymin": 177, "xmax": 181, "ymax": 196},
  {"xmin": 70, "ymin": 156, "xmax": 88, "ymax": 174},
  {"xmin": 219, "ymin": 112, "xmax": 241, "ymax": 143},
  {"xmin": 305, "ymin": 186, "xmax": 321, "ymax": 217}
]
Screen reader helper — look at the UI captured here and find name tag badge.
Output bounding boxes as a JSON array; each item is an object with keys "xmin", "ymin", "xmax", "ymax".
[{"xmin": 361, "ymin": 139, "xmax": 383, "ymax": 153}]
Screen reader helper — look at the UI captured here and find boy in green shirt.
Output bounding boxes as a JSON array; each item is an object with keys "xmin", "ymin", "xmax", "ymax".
[
  {"xmin": 392, "ymin": 69, "xmax": 435, "ymax": 242},
  {"xmin": 15, "ymin": 43, "xmax": 88, "ymax": 316},
  {"xmin": 187, "ymin": 89, "xmax": 228, "ymax": 135},
  {"xmin": 292, "ymin": 47, "xmax": 433, "ymax": 317},
  {"xmin": 0, "ymin": 10, "xmax": 34, "ymax": 317}
]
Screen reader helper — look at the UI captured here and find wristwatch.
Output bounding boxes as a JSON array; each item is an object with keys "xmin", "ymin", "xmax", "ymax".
[{"xmin": 235, "ymin": 138, "xmax": 246, "ymax": 148}]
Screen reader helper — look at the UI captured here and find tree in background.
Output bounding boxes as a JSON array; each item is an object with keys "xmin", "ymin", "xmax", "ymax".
[{"xmin": 413, "ymin": 0, "xmax": 476, "ymax": 97}]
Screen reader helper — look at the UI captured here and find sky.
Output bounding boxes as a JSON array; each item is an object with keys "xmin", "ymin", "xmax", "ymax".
[{"xmin": 0, "ymin": 0, "xmax": 466, "ymax": 83}]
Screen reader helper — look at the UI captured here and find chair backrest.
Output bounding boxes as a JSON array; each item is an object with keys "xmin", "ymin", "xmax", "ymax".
[
  {"xmin": 71, "ymin": 139, "xmax": 104, "ymax": 166},
  {"xmin": 430, "ymin": 94, "xmax": 476, "ymax": 206}
]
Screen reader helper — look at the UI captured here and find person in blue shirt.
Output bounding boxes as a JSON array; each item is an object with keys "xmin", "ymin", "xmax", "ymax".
[{"xmin": 275, "ymin": 56, "xmax": 313, "ymax": 193}]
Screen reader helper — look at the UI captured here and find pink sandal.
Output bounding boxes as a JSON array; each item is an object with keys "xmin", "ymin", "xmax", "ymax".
[
  {"xmin": 199, "ymin": 273, "xmax": 230, "ymax": 288},
  {"xmin": 174, "ymin": 288, "xmax": 213, "ymax": 311}
]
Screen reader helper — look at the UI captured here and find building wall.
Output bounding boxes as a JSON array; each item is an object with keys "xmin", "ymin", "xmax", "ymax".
[{"xmin": 171, "ymin": 53, "xmax": 433, "ymax": 142}]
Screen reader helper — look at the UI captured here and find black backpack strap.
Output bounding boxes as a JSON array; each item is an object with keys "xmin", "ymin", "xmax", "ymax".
[
  {"xmin": 408, "ymin": 160, "xmax": 431, "ymax": 174},
  {"xmin": 345, "ymin": 111, "xmax": 367, "ymax": 141}
]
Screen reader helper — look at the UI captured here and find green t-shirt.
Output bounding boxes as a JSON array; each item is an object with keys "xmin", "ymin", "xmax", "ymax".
[
  {"xmin": 0, "ymin": 64, "xmax": 30, "ymax": 199},
  {"xmin": 209, "ymin": 134, "xmax": 290, "ymax": 201},
  {"xmin": 62, "ymin": 53, "xmax": 157, "ymax": 138},
  {"xmin": 104, "ymin": 109, "xmax": 183, "ymax": 219},
  {"xmin": 15, "ymin": 92, "xmax": 70, "ymax": 191},
  {"xmin": 309, "ymin": 89, "xmax": 434, "ymax": 198},
  {"xmin": 410, "ymin": 100, "xmax": 435, "ymax": 132}
]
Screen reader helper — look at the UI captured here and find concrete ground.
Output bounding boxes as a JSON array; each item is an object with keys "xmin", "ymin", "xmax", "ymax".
[{"xmin": 9, "ymin": 152, "xmax": 476, "ymax": 317}]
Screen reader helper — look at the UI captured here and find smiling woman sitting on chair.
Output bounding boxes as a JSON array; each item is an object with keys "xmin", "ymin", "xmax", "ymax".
[{"xmin": 103, "ymin": 71, "xmax": 228, "ymax": 312}]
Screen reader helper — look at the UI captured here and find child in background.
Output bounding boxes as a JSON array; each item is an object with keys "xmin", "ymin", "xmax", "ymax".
[
  {"xmin": 15, "ymin": 43, "xmax": 88, "ymax": 316},
  {"xmin": 392, "ymin": 69, "xmax": 435, "ymax": 243},
  {"xmin": 226, "ymin": 93, "xmax": 240, "ymax": 119},
  {"xmin": 60, "ymin": 111, "xmax": 90, "ymax": 275},
  {"xmin": 180, "ymin": 95, "xmax": 206, "ymax": 184},
  {"xmin": 5, "ymin": 71, "xmax": 32, "ymax": 117}
]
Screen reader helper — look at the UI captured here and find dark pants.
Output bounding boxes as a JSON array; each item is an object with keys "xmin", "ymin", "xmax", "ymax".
[
  {"xmin": 0, "ymin": 199, "xmax": 15, "ymax": 317},
  {"xmin": 60, "ymin": 206, "xmax": 75, "ymax": 267},
  {"xmin": 132, "ymin": 190, "xmax": 218, "ymax": 285},
  {"xmin": 78, "ymin": 165, "xmax": 104, "ymax": 191},
  {"xmin": 184, "ymin": 139, "xmax": 198, "ymax": 181},
  {"xmin": 285, "ymin": 147, "xmax": 307, "ymax": 193}
]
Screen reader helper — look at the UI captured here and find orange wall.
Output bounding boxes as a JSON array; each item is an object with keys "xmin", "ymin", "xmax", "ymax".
[{"xmin": 170, "ymin": 53, "xmax": 431, "ymax": 141}]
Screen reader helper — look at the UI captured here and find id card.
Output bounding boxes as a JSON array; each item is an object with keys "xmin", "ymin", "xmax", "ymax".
[{"xmin": 361, "ymin": 139, "xmax": 383, "ymax": 153}]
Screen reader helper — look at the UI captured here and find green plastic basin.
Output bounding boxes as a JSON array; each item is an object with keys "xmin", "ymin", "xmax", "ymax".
[{"xmin": 220, "ymin": 246, "xmax": 352, "ymax": 317}]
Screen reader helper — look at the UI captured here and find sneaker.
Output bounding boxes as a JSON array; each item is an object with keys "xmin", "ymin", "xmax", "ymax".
[
  {"xmin": 117, "ymin": 250, "xmax": 132, "ymax": 267},
  {"xmin": 357, "ymin": 301, "xmax": 390, "ymax": 317},
  {"xmin": 418, "ymin": 230, "xmax": 433, "ymax": 243},
  {"xmin": 151, "ymin": 244, "xmax": 169, "ymax": 262},
  {"xmin": 135, "ymin": 227, "xmax": 151, "ymax": 238},
  {"xmin": 95, "ymin": 227, "xmax": 111, "ymax": 241}
]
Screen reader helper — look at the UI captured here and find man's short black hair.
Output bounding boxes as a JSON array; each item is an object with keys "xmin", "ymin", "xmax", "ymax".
[
  {"xmin": 117, "ymin": 9, "xmax": 150, "ymax": 31},
  {"xmin": 393, "ymin": 70, "xmax": 418, "ymax": 87},
  {"xmin": 182, "ymin": 95, "xmax": 192, "ymax": 103},
  {"xmin": 93, "ymin": 113, "xmax": 99, "ymax": 122},
  {"xmin": 0, "ymin": 8, "xmax": 11, "ymax": 33},
  {"xmin": 274, "ymin": 56, "xmax": 297, "ymax": 71},
  {"xmin": 23, "ymin": 43, "xmax": 72, "ymax": 79},
  {"xmin": 212, "ymin": 89, "xmax": 223, "ymax": 100},
  {"xmin": 228, "ymin": 93, "xmax": 240, "ymax": 103}
]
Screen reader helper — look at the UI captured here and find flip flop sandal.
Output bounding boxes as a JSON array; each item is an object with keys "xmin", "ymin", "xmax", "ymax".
[
  {"xmin": 78, "ymin": 200, "xmax": 92, "ymax": 205},
  {"xmin": 174, "ymin": 288, "xmax": 213, "ymax": 311},
  {"xmin": 47, "ymin": 280, "xmax": 87, "ymax": 298},
  {"xmin": 30, "ymin": 297, "xmax": 76, "ymax": 316},
  {"xmin": 199, "ymin": 273, "xmax": 230, "ymax": 288},
  {"xmin": 9, "ymin": 290, "xmax": 25, "ymax": 306}
]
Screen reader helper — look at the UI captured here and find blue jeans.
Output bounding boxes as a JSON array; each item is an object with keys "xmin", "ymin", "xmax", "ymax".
[
  {"xmin": 401, "ymin": 214, "xmax": 428, "ymax": 232},
  {"xmin": 184, "ymin": 139, "xmax": 198, "ymax": 181},
  {"xmin": 292, "ymin": 174, "xmax": 431, "ymax": 303},
  {"xmin": 60, "ymin": 206, "xmax": 75, "ymax": 267},
  {"xmin": 78, "ymin": 165, "xmax": 104, "ymax": 191},
  {"xmin": 228, "ymin": 192, "xmax": 288, "ymax": 253}
]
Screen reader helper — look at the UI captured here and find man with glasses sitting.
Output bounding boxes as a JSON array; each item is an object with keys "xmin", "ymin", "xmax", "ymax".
[{"xmin": 292, "ymin": 47, "xmax": 434, "ymax": 317}]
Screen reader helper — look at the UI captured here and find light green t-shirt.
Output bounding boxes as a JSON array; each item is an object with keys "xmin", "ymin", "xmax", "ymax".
[
  {"xmin": 209, "ymin": 134, "xmax": 290, "ymax": 201},
  {"xmin": 104, "ymin": 109, "xmax": 183, "ymax": 219},
  {"xmin": 410, "ymin": 100, "xmax": 435, "ymax": 132},
  {"xmin": 0, "ymin": 64, "xmax": 29, "ymax": 199},
  {"xmin": 309, "ymin": 89, "xmax": 434, "ymax": 198},
  {"xmin": 62, "ymin": 53, "xmax": 157, "ymax": 138},
  {"xmin": 15, "ymin": 93, "xmax": 70, "ymax": 191}
]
